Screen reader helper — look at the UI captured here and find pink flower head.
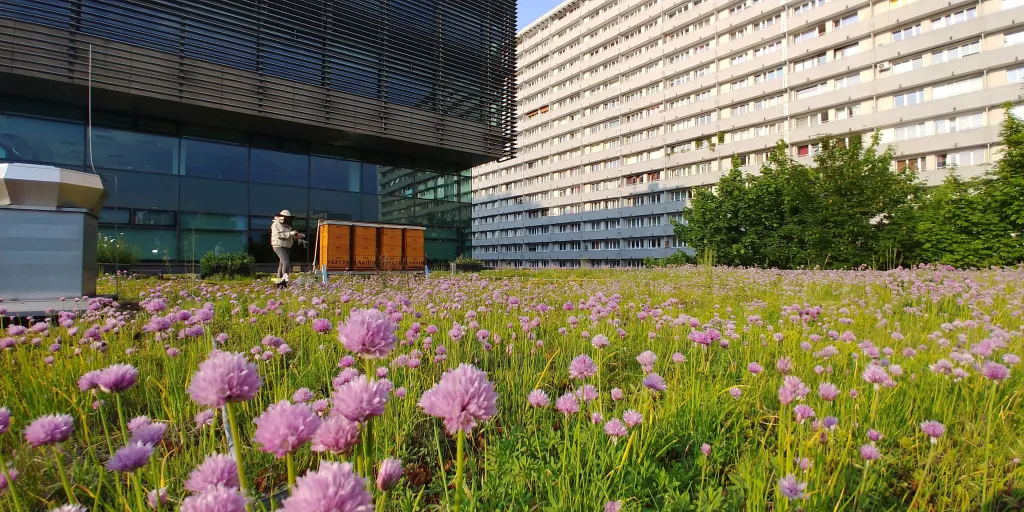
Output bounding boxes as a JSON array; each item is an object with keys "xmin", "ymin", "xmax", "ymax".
[
  {"xmin": 127, "ymin": 416, "xmax": 151, "ymax": 432},
  {"xmin": 107, "ymin": 442, "xmax": 154, "ymax": 473},
  {"xmin": 311, "ymin": 318, "xmax": 331, "ymax": 334},
  {"xmin": 419, "ymin": 364, "xmax": 498, "ymax": 435},
  {"xmin": 610, "ymin": 388, "xmax": 624, "ymax": 401},
  {"xmin": 0, "ymin": 407, "xmax": 9, "ymax": 434},
  {"xmin": 338, "ymin": 309, "xmax": 397, "ymax": 359},
  {"xmin": 185, "ymin": 453, "xmax": 239, "ymax": 493},
  {"xmin": 818, "ymin": 382, "xmax": 840, "ymax": 401},
  {"xmin": 604, "ymin": 418, "xmax": 628, "ymax": 438},
  {"xmin": 793, "ymin": 404, "xmax": 815, "ymax": 424},
  {"xmin": 860, "ymin": 444, "xmax": 881, "ymax": 461},
  {"xmin": 24, "ymin": 414, "xmax": 74, "ymax": 446},
  {"xmin": 867, "ymin": 429, "xmax": 883, "ymax": 442},
  {"xmin": 311, "ymin": 415, "xmax": 361, "ymax": 454},
  {"xmin": 982, "ymin": 361, "xmax": 1010, "ymax": 381},
  {"xmin": 605, "ymin": 501, "xmax": 622, "ymax": 512},
  {"xmin": 554, "ymin": 393, "xmax": 579, "ymax": 415},
  {"xmin": 253, "ymin": 400, "xmax": 322, "ymax": 458},
  {"xmin": 195, "ymin": 410, "xmax": 215, "ymax": 428},
  {"xmin": 130, "ymin": 423, "xmax": 167, "ymax": 446},
  {"xmin": 643, "ymin": 373, "xmax": 667, "ymax": 392},
  {"xmin": 569, "ymin": 354, "xmax": 598, "ymax": 380},
  {"xmin": 920, "ymin": 420, "xmax": 945, "ymax": 442},
  {"xmin": 147, "ymin": 487, "xmax": 169, "ymax": 509},
  {"xmin": 187, "ymin": 351, "xmax": 262, "ymax": 408},
  {"xmin": 292, "ymin": 388, "xmax": 315, "ymax": 403},
  {"xmin": 747, "ymin": 362, "xmax": 763, "ymax": 375},
  {"xmin": 700, "ymin": 443, "xmax": 712, "ymax": 456},
  {"xmin": 279, "ymin": 462, "xmax": 371, "ymax": 512},
  {"xmin": 591, "ymin": 334, "xmax": 610, "ymax": 349},
  {"xmin": 180, "ymin": 485, "xmax": 248, "ymax": 512},
  {"xmin": 77, "ymin": 370, "xmax": 101, "ymax": 392},
  {"xmin": 778, "ymin": 376, "xmax": 810, "ymax": 405},
  {"xmin": 862, "ymin": 364, "xmax": 889, "ymax": 386},
  {"xmin": 332, "ymin": 376, "xmax": 390, "ymax": 423},
  {"xmin": 97, "ymin": 364, "xmax": 139, "ymax": 393},
  {"xmin": 778, "ymin": 474, "xmax": 807, "ymax": 500},
  {"xmin": 636, "ymin": 350, "xmax": 656, "ymax": 367},
  {"xmin": 376, "ymin": 457, "xmax": 403, "ymax": 491},
  {"xmin": 527, "ymin": 389, "xmax": 550, "ymax": 408},
  {"xmin": 623, "ymin": 410, "xmax": 643, "ymax": 427}
]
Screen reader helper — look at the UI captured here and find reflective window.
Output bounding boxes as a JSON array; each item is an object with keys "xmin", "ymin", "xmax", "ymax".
[
  {"xmin": 100, "ymin": 227, "xmax": 177, "ymax": 261},
  {"xmin": 360, "ymin": 163, "xmax": 380, "ymax": 194},
  {"xmin": 133, "ymin": 210, "xmax": 177, "ymax": 227},
  {"xmin": 179, "ymin": 178, "xmax": 248, "ymax": 215},
  {"xmin": 310, "ymin": 156, "xmax": 361, "ymax": 192},
  {"xmin": 179, "ymin": 231, "xmax": 247, "ymax": 260},
  {"xmin": 0, "ymin": 115, "xmax": 84, "ymax": 166},
  {"xmin": 181, "ymin": 139, "xmax": 249, "ymax": 181},
  {"xmin": 81, "ymin": 1, "xmax": 178, "ymax": 53},
  {"xmin": 99, "ymin": 208, "xmax": 131, "ymax": 225},
  {"xmin": 310, "ymin": 190, "xmax": 363, "ymax": 220},
  {"xmin": 250, "ymin": 149, "xmax": 309, "ymax": 186},
  {"xmin": 180, "ymin": 213, "xmax": 248, "ymax": 231},
  {"xmin": 0, "ymin": 0, "xmax": 73, "ymax": 28},
  {"xmin": 91, "ymin": 128, "xmax": 179, "ymax": 174},
  {"xmin": 181, "ymin": 1, "xmax": 258, "ymax": 71}
]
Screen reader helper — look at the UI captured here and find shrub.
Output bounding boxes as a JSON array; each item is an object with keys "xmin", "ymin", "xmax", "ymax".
[
  {"xmin": 97, "ymin": 234, "xmax": 140, "ymax": 265},
  {"xmin": 199, "ymin": 252, "xmax": 255, "ymax": 278}
]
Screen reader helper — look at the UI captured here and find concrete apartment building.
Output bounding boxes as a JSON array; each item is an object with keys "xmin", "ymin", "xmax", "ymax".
[{"xmin": 471, "ymin": 0, "xmax": 1024, "ymax": 268}]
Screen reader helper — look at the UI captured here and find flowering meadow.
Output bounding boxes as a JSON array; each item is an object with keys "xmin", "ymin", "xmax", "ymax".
[{"xmin": 1, "ymin": 266, "xmax": 1023, "ymax": 511}]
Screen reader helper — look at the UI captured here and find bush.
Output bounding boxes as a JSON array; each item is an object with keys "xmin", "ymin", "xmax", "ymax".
[
  {"xmin": 199, "ymin": 252, "xmax": 255, "ymax": 278},
  {"xmin": 97, "ymin": 234, "xmax": 140, "ymax": 265}
]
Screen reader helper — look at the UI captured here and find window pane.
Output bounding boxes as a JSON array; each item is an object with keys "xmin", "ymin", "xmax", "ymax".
[
  {"xmin": 178, "ymin": 231, "xmax": 248, "ymax": 261},
  {"xmin": 181, "ymin": 139, "xmax": 249, "ymax": 181},
  {"xmin": 0, "ymin": 115, "xmax": 85, "ymax": 166},
  {"xmin": 133, "ymin": 210, "xmax": 177, "ymax": 227},
  {"xmin": 310, "ymin": 156, "xmax": 361, "ymax": 192},
  {"xmin": 99, "ymin": 207, "xmax": 131, "ymax": 225},
  {"xmin": 100, "ymin": 227, "xmax": 177, "ymax": 261},
  {"xmin": 250, "ymin": 149, "xmax": 309, "ymax": 186},
  {"xmin": 180, "ymin": 213, "xmax": 248, "ymax": 231},
  {"xmin": 91, "ymin": 128, "xmax": 179, "ymax": 173}
]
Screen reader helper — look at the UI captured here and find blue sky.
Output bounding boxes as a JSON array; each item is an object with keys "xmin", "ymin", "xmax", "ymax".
[{"xmin": 519, "ymin": 0, "xmax": 564, "ymax": 31}]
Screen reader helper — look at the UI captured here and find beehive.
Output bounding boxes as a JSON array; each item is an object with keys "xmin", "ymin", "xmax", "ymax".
[
  {"xmin": 403, "ymin": 229, "xmax": 425, "ymax": 270},
  {"xmin": 378, "ymin": 227, "xmax": 404, "ymax": 270},
  {"xmin": 352, "ymin": 226, "xmax": 378, "ymax": 270},
  {"xmin": 317, "ymin": 223, "xmax": 351, "ymax": 271}
]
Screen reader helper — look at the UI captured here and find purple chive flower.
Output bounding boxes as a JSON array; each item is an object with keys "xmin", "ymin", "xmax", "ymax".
[
  {"xmin": 338, "ymin": 309, "xmax": 398, "ymax": 359},
  {"xmin": 253, "ymin": 401, "xmax": 322, "ymax": 458},
  {"xmin": 215, "ymin": 333, "xmax": 229, "ymax": 345},
  {"xmin": 636, "ymin": 350, "xmax": 657, "ymax": 367},
  {"xmin": 528, "ymin": 389, "xmax": 550, "ymax": 408},
  {"xmin": 576, "ymin": 385, "xmax": 599, "ymax": 402},
  {"xmin": 185, "ymin": 454, "xmax": 239, "ymax": 492},
  {"xmin": 747, "ymin": 362, "xmax": 763, "ymax": 375},
  {"xmin": 333, "ymin": 368, "xmax": 361, "ymax": 389},
  {"xmin": 49, "ymin": 506, "xmax": 86, "ymax": 512},
  {"xmin": 394, "ymin": 388, "xmax": 406, "ymax": 399},
  {"xmin": 591, "ymin": 412, "xmax": 604, "ymax": 424},
  {"xmin": 776, "ymin": 357, "xmax": 792, "ymax": 374},
  {"xmin": 779, "ymin": 474, "xmax": 807, "ymax": 500},
  {"xmin": 672, "ymin": 352, "xmax": 686, "ymax": 364},
  {"xmin": 700, "ymin": 443, "xmax": 711, "ymax": 456},
  {"xmin": 332, "ymin": 376, "xmax": 390, "ymax": 423},
  {"xmin": 860, "ymin": 444, "xmax": 881, "ymax": 461},
  {"xmin": 591, "ymin": 334, "xmax": 610, "ymax": 349},
  {"xmin": 642, "ymin": 373, "xmax": 667, "ymax": 392},
  {"xmin": 279, "ymin": 462, "xmax": 371, "ymax": 512},
  {"xmin": 128, "ymin": 416, "xmax": 151, "ymax": 432},
  {"xmin": 982, "ymin": 362, "xmax": 1010, "ymax": 381},
  {"xmin": 180, "ymin": 485, "xmax": 248, "ymax": 512},
  {"xmin": 131, "ymin": 423, "xmax": 167, "ymax": 446},
  {"xmin": 610, "ymin": 388, "xmax": 624, "ymax": 401},
  {"xmin": 292, "ymin": 388, "xmax": 315, "ymax": 403},
  {"xmin": 569, "ymin": 354, "xmax": 598, "ymax": 380},
  {"xmin": 793, "ymin": 404, "xmax": 815, "ymax": 424},
  {"xmin": 97, "ymin": 364, "xmax": 138, "ymax": 393},
  {"xmin": 24, "ymin": 414, "xmax": 74, "ymax": 446},
  {"xmin": 729, "ymin": 387, "xmax": 742, "ymax": 399},
  {"xmin": 623, "ymin": 410, "xmax": 643, "ymax": 427},
  {"xmin": 779, "ymin": 376, "xmax": 810, "ymax": 405},
  {"xmin": 921, "ymin": 421, "xmax": 945, "ymax": 442},
  {"xmin": 823, "ymin": 416, "xmax": 839, "ymax": 430},
  {"xmin": 555, "ymin": 393, "xmax": 580, "ymax": 415},
  {"xmin": 376, "ymin": 457, "xmax": 403, "ymax": 491},
  {"xmin": 419, "ymin": 364, "xmax": 498, "ymax": 435},
  {"xmin": 107, "ymin": 442, "xmax": 154, "ymax": 472},
  {"xmin": 312, "ymin": 318, "xmax": 332, "ymax": 334},
  {"xmin": 187, "ymin": 351, "xmax": 262, "ymax": 408},
  {"xmin": 311, "ymin": 415, "xmax": 361, "ymax": 454},
  {"xmin": 604, "ymin": 419, "xmax": 628, "ymax": 438},
  {"xmin": 0, "ymin": 407, "xmax": 9, "ymax": 434},
  {"xmin": 867, "ymin": 429, "xmax": 883, "ymax": 442},
  {"xmin": 605, "ymin": 501, "xmax": 622, "ymax": 512},
  {"xmin": 147, "ymin": 487, "xmax": 168, "ymax": 509},
  {"xmin": 195, "ymin": 410, "xmax": 215, "ymax": 428},
  {"xmin": 339, "ymin": 355, "xmax": 356, "ymax": 368},
  {"xmin": 818, "ymin": 382, "xmax": 840, "ymax": 401},
  {"xmin": 862, "ymin": 364, "xmax": 889, "ymax": 386},
  {"xmin": 0, "ymin": 465, "xmax": 17, "ymax": 494},
  {"xmin": 77, "ymin": 370, "xmax": 101, "ymax": 392}
]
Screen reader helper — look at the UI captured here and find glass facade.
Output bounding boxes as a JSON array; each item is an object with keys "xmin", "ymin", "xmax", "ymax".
[{"xmin": 0, "ymin": 98, "xmax": 471, "ymax": 265}]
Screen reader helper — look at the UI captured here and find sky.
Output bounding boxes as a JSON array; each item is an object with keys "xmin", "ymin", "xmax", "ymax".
[{"xmin": 519, "ymin": 0, "xmax": 564, "ymax": 31}]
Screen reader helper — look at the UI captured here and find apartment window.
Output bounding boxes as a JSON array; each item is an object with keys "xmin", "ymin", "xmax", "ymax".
[
  {"xmin": 1004, "ymin": 0, "xmax": 1024, "ymax": 8},
  {"xmin": 892, "ymin": 56, "xmax": 923, "ymax": 74},
  {"xmin": 833, "ymin": 13, "xmax": 859, "ymax": 29},
  {"xmin": 794, "ymin": 54, "xmax": 826, "ymax": 72},
  {"xmin": 795, "ymin": 84, "xmax": 823, "ymax": 100},
  {"xmin": 935, "ymin": 112, "xmax": 984, "ymax": 134},
  {"xmin": 754, "ymin": 94, "xmax": 782, "ymax": 110},
  {"xmin": 834, "ymin": 43, "xmax": 860, "ymax": 59},
  {"xmin": 892, "ymin": 24, "xmax": 922, "ymax": 42},
  {"xmin": 792, "ymin": 0, "xmax": 825, "ymax": 16},
  {"xmin": 932, "ymin": 41, "xmax": 980, "ymax": 64},
  {"xmin": 794, "ymin": 25, "xmax": 826, "ymax": 43},
  {"xmin": 932, "ymin": 7, "xmax": 977, "ymax": 29},
  {"xmin": 893, "ymin": 123, "xmax": 926, "ymax": 141},
  {"xmin": 1010, "ymin": 65, "xmax": 1024, "ymax": 83},
  {"xmin": 755, "ymin": 41, "xmax": 782, "ymax": 58},
  {"xmin": 835, "ymin": 73, "xmax": 860, "ymax": 89},
  {"xmin": 835, "ymin": 104, "xmax": 860, "ymax": 120},
  {"xmin": 933, "ymin": 76, "xmax": 983, "ymax": 100},
  {"xmin": 797, "ymin": 145, "xmax": 811, "ymax": 157},
  {"xmin": 894, "ymin": 89, "xmax": 924, "ymax": 107},
  {"xmin": 1007, "ymin": 30, "xmax": 1024, "ymax": 46},
  {"xmin": 937, "ymin": 149, "xmax": 985, "ymax": 168},
  {"xmin": 895, "ymin": 157, "xmax": 924, "ymax": 172}
]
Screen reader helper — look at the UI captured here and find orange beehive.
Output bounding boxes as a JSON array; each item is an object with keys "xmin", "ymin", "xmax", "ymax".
[
  {"xmin": 318, "ymin": 224, "xmax": 351, "ymax": 271},
  {"xmin": 378, "ymin": 227, "xmax": 404, "ymax": 270},
  {"xmin": 403, "ymin": 229, "xmax": 425, "ymax": 270},
  {"xmin": 352, "ymin": 226, "xmax": 378, "ymax": 270}
]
